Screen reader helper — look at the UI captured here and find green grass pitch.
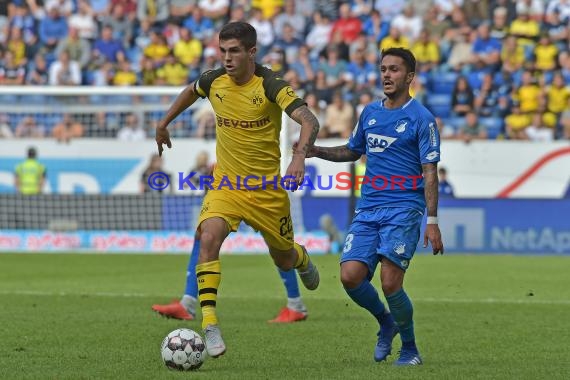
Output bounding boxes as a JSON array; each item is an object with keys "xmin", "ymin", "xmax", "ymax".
[{"xmin": 0, "ymin": 253, "xmax": 569, "ymax": 379}]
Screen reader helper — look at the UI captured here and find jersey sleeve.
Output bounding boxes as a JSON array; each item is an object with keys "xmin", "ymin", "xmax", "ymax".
[
  {"xmin": 194, "ymin": 68, "xmax": 224, "ymax": 98},
  {"xmin": 346, "ymin": 109, "xmax": 367, "ymax": 155},
  {"xmin": 418, "ymin": 114, "xmax": 441, "ymax": 164},
  {"xmin": 260, "ymin": 67, "xmax": 305, "ymax": 116}
]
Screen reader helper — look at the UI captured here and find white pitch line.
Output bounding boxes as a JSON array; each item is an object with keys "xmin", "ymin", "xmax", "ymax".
[{"xmin": 0, "ymin": 290, "xmax": 569, "ymax": 305}]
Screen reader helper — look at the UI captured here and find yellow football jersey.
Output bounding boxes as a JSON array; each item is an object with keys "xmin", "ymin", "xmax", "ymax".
[{"xmin": 194, "ymin": 64, "xmax": 305, "ymax": 188}]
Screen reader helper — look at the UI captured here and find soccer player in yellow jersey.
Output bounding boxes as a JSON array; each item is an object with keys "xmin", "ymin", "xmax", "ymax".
[{"xmin": 155, "ymin": 22, "xmax": 321, "ymax": 358}]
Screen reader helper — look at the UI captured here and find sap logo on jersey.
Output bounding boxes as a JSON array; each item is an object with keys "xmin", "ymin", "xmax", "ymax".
[{"xmin": 367, "ymin": 134, "xmax": 397, "ymax": 152}]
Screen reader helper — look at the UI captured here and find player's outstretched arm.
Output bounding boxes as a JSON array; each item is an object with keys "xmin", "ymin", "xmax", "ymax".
[
  {"xmin": 311, "ymin": 145, "xmax": 361, "ymax": 162},
  {"xmin": 156, "ymin": 84, "xmax": 200, "ymax": 156},
  {"xmin": 422, "ymin": 162, "xmax": 444, "ymax": 255}
]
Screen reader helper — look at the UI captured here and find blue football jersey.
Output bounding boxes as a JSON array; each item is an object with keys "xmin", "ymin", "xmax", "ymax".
[{"xmin": 347, "ymin": 98, "xmax": 440, "ymax": 212}]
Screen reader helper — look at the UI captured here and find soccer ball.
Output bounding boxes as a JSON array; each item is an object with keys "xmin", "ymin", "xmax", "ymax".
[{"xmin": 160, "ymin": 328, "xmax": 206, "ymax": 371}]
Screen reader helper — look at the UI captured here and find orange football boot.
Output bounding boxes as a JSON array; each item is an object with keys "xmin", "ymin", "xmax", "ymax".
[
  {"xmin": 152, "ymin": 300, "xmax": 194, "ymax": 320},
  {"xmin": 268, "ymin": 307, "xmax": 308, "ymax": 323}
]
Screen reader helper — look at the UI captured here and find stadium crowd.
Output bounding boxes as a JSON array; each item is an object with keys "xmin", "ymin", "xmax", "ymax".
[{"xmin": 1, "ymin": 0, "xmax": 570, "ymax": 141}]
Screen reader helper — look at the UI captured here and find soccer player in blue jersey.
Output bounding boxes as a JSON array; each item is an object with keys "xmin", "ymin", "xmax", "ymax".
[
  {"xmin": 306, "ymin": 48, "xmax": 444, "ymax": 366},
  {"xmin": 152, "ymin": 234, "xmax": 309, "ymax": 323}
]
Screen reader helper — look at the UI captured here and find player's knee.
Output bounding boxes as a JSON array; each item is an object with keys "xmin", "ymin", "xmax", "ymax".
[
  {"xmin": 381, "ymin": 279, "xmax": 401, "ymax": 296},
  {"xmin": 269, "ymin": 247, "xmax": 296, "ymax": 271},
  {"xmin": 340, "ymin": 263, "xmax": 367, "ymax": 289}
]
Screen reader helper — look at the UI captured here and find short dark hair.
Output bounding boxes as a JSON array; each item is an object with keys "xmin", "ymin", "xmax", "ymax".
[
  {"xmin": 219, "ymin": 22, "xmax": 257, "ymax": 50},
  {"xmin": 381, "ymin": 48, "xmax": 416, "ymax": 74},
  {"xmin": 27, "ymin": 147, "xmax": 37, "ymax": 159}
]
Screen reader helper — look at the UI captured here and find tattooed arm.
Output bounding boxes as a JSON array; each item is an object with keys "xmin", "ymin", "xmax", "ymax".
[
  {"xmin": 422, "ymin": 162, "xmax": 444, "ymax": 255},
  {"xmin": 283, "ymin": 105, "xmax": 321, "ymax": 185},
  {"xmin": 311, "ymin": 145, "xmax": 361, "ymax": 162},
  {"xmin": 290, "ymin": 105, "xmax": 320, "ymax": 157}
]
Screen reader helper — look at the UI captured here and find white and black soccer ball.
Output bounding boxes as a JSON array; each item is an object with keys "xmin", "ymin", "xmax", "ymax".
[{"xmin": 161, "ymin": 328, "xmax": 206, "ymax": 371}]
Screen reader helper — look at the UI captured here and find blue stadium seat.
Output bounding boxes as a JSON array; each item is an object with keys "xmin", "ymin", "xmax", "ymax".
[
  {"xmin": 429, "ymin": 72, "xmax": 458, "ymax": 94},
  {"xmin": 480, "ymin": 117, "xmax": 504, "ymax": 139},
  {"xmin": 426, "ymin": 94, "xmax": 452, "ymax": 118}
]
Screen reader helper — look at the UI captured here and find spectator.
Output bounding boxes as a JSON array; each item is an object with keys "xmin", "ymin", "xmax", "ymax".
[
  {"xmin": 474, "ymin": 73, "xmax": 506, "ymax": 117},
  {"xmin": 391, "ymin": 4, "xmax": 423, "ymax": 42},
  {"xmin": 330, "ymin": 3, "xmax": 362, "ymax": 44},
  {"xmin": 143, "ymin": 30, "xmax": 170, "ymax": 66},
  {"xmin": 489, "ymin": 6, "xmax": 509, "ymax": 40},
  {"xmin": 140, "ymin": 154, "xmax": 172, "ymax": 193},
  {"xmin": 52, "ymin": 114, "xmax": 85, "ymax": 143},
  {"xmin": 288, "ymin": 45, "xmax": 315, "ymax": 86},
  {"xmin": 322, "ymin": 91, "xmax": 355, "ymax": 139},
  {"xmin": 45, "ymin": 0, "xmax": 74, "ymax": 17},
  {"xmin": 14, "ymin": 147, "xmax": 46, "ymax": 195},
  {"xmin": 533, "ymin": 34, "xmax": 558, "ymax": 72},
  {"xmin": 311, "ymin": 70, "xmax": 334, "ymax": 104},
  {"xmin": 200, "ymin": 46, "xmax": 221, "ymax": 73},
  {"xmin": 117, "ymin": 112, "xmax": 145, "ymax": 141},
  {"xmin": 544, "ymin": 8, "xmax": 568, "ymax": 51},
  {"xmin": 526, "ymin": 112, "xmax": 555, "ymax": 141},
  {"xmin": 305, "ymin": 11, "xmax": 332, "ymax": 61},
  {"xmin": 456, "ymin": 111, "xmax": 488, "ymax": 142},
  {"xmin": 137, "ymin": 0, "xmax": 169, "ymax": 29},
  {"xmin": 374, "ymin": 0, "xmax": 407, "ymax": 23},
  {"xmin": 0, "ymin": 51, "xmax": 26, "ymax": 85},
  {"xmin": 38, "ymin": 5, "xmax": 68, "ymax": 52},
  {"xmin": 11, "ymin": 3, "xmax": 36, "ymax": 44},
  {"xmin": 274, "ymin": 23, "xmax": 303, "ymax": 65},
  {"xmin": 451, "ymin": 76, "xmax": 475, "ymax": 117},
  {"xmin": 543, "ymin": 71, "xmax": 570, "ymax": 116},
  {"xmin": 156, "ymin": 52, "xmax": 189, "ymax": 86},
  {"xmin": 68, "ymin": 0, "xmax": 97, "ymax": 40},
  {"xmin": 505, "ymin": 102, "xmax": 531, "ymax": 139},
  {"xmin": 183, "ymin": 7, "xmax": 215, "ymax": 42},
  {"xmin": 7, "ymin": 26, "xmax": 27, "ymax": 66},
  {"xmin": 55, "ymin": 27, "xmax": 91, "ymax": 69},
  {"xmin": 471, "ymin": 22, "xmax": 502, "ymax": 70},
  {"xmin": 380, "ymin": 26, "xmax": 410, "ymax": 51},
  {"xmin": 174, "ymin": 27, "xmax": 202, "ymax": 67},
  {"xmin": 438, "ymin": 167, "xmax": 455, "ymax": 197},
  {"xmin": 15, "ymin": 116, "xmax": 45, "ymax": 138},
  {"xmin": 500, "ymin": 34, "xmax": 525, "ymax": 73},
  {"xmin": 343, "ymin": 47, "xmax": 377, "ymax": 94},
  {"xmin": 273, "ymin": 0, "xmax": 306, "ymax": 40},
  {"xmin": 318, "ymin": 45, "xmax": 347, "ymax": 90},
  {"xmin": 411, "ymin": 29, "xmax": 440, "ymax": 73},
  {"xmin": 113, "ymin": 60, "xmax": 137, "ymax": 86},
  {"xmin": 514, "ymin": 70, "xmax": 541, "ymax": 114},
  {"xmin": 201, "ymin": 0, "xmax": 231, "ymax": 27},
  {"xmin": 101, "ymin": 3, "xmax": 134, "ymax": 48},
  {"xmin": 187, "ymin": 150, "xmax": 213, "ymax": 189},
  {"xmin": 560, "ymin": 98, "xmax": 570, "ymax": 139},
  {"xmin": 169, "ymin": 0, "xmax": 196, "ymax": 25},
  {"xmin": 0, "ymin": 114, "xmax": 13, "ymax": 138},
  {"xmin": 92, "ymin": 25, "xmax": 125, "ymax": 64},
  {"xmin": 49, "ymin": 51, "xmax": 81, "ymax": 85},
  {"xmin": 362, "ymin": 9, "xmax": 390, "ymax": 45},
  {"xmin": 509, "ymin": 9, "xmax": 540, "ymax": 48},
  {"xmin": 249, "ymin": 7, "xmax": 274, "ymax": 59},
  {"xmin": 26, "ymin": 54, "xmax": 49, "ymax": 85}
]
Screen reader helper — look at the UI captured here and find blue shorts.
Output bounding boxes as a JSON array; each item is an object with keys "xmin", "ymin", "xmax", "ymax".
[{"xmin": 340, "ymin": 207, "xmax": 423, "ymax": 277}]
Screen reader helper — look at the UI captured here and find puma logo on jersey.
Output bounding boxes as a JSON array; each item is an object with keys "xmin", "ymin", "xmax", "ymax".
[{"xmin": 215, "ymin": 93, "xmax": 226, "ymax": 102}]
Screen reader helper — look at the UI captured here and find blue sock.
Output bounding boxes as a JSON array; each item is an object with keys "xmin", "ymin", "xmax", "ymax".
[
  {"xmin": 345, "ymin": 280, "xmax": 392, "ymax": 328},
  {"xmin": 278, "ymin": 268, "xmax": 300, "ymax": 298},
  {"xmin": 386, "ymin": 288, "xmax": 417, "ymax": 351},
  {"xmin": 184, "ymin": 239, "xmax": 200, "ymax": 298}
]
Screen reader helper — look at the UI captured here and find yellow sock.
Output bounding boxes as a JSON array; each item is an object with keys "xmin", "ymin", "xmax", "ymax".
[
  {"xmin": 293, "ymin": 243, "xmax": 310, "ymax": 272},
  {"xmin": 196, "ymin": 260, "xmax": 221, "ymax": 329}
]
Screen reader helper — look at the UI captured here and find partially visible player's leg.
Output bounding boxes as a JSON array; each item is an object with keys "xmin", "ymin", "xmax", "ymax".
[
  {"xmin": 339, "ymin": 215, "xmax": 398, "ymax": 362},
  {"xmin": 378, "ymin": 208, "xmax": 423, "ymax": 366},
  {"xmin": 381, "ymin": 260, "xmax": 421, "ymax": 366},
  {"xmin": 196, "ymin": 216, "xmax": 232, "ymax": 358},
  {"xmin": 268, "ymin": 268, "xmax": 308, "ymax": 323},
  {"xmin": 151, "ymin": 235, "xmax": 200, "ymax": 320}
]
